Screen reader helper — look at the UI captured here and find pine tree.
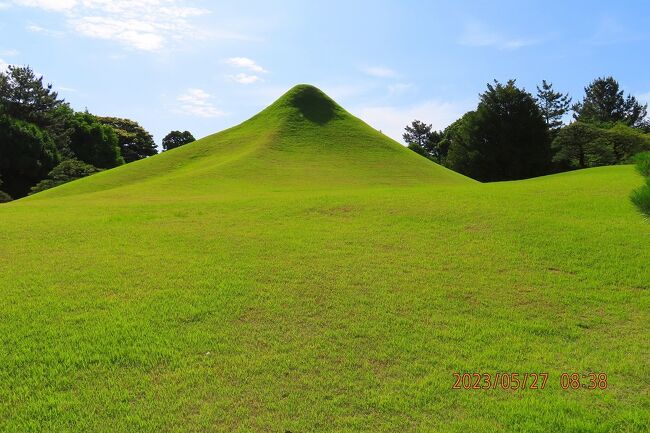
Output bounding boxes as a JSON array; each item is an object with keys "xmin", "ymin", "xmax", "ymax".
[
  {"xmin": 536, "ymin": 80, "xmax": 571, "ymax": 130},
  {"xmin": 573, "ymin": 76, "xmax": 647, "ymax": 127}
]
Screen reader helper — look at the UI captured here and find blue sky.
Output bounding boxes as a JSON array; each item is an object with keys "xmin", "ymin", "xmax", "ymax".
[{"xmin": 1, "ymin": 0, "xmax": 649, "ymax": 147}]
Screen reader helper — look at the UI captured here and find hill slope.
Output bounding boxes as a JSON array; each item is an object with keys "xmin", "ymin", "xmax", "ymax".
[
  {"xmin": 26, "ymin": 85, "xmax": 471, "ymax": 202},
  {"xmin": 0, "ymin": 86, "xmax": 648, "ymax": 432}
]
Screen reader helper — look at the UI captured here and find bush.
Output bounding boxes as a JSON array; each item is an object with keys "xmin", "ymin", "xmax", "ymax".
[
  {"xmin": 30, "ymin": 159, "xmax": 101, "ymax": 194},
  {"xmin": 634, "ymin": 152, "xmax": 650, "ymax": 178},
  {"xmin": 631, "ymin": 152, "xmax": 650, "ymax": 217},
  {"xmin": 0, "ymin": 176, "xmax": 11, "ymax": 202},
  {"xmin": 0, "ymin": 190, "xmax": 11, "ymax": 203},
  {"xmin": 631, "ymin": 180, "xmax": 650, "ymax": 217}
]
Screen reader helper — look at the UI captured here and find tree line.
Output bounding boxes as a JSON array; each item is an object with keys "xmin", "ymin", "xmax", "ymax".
[
  {"xmin": 404, "ymin": 76, "xmax": 650, "ymax": 182},
  {"xmin": 0, "ymin": 65, "xmax": 196, "ymax": 201}
]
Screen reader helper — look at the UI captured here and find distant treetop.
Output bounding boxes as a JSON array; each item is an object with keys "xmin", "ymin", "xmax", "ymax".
[{"xmin": 162, "ymin": 130, "xmax": 195, "ymax": 151}]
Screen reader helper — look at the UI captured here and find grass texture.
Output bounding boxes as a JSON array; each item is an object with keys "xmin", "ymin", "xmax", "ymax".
[{"xmin": 0, "ymin": 85, "xmax": 648, "ymax": 432}]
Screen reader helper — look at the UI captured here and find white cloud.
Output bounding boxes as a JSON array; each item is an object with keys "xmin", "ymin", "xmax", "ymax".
[
  {"xmin": 26, "ymin": 23, "xmax": 65, "ymax": 36},
  {"xmin": 27, "ymin": 24, "xmax": 45, "ymax": 32},
  {"xmin": 362, "ymin": 66, "xmax": 397, "ymax": 78},
  {"xmin": 352, "ymin": 100, "xmax": 473, "ymax": 143},
  {"xmin": 15, "ymin": 0, "xmax": 76, "ymax": 11},
  {"xmin": 225, "ymin": 57, "xmax": 267, "ymax": 73},
  {"xmin": 0, "ymin": 58, "xmax": 9, "ymax": 72},
  {"xmin": 229, "ymin": 73, "xmax": 261, "ymax": 84},
  {"xmin": 0, "ymin": 2, "xmax": 12, "ymax": 9},
  {"xmin": 14, "ymin": 0, "xmax": 220, "ymax": 51},
  {"xmin": 0, "ymin": 49, "xmax": 19, "ymax": 56},
  {"xmin": 175, "ymin": 88, "xmax": 225, "ymax": 118},
  {"xmin": 459, "ymin": 20, "xmax": 539, "ymax": 50},
  {"xmin": 72, "ymin": 16, "xmax": 165, "ymax": 50}
]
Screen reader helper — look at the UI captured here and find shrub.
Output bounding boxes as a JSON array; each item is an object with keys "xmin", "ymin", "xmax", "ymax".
[
  {"xmin": 0, "ymin": 176, "xmax": 11, "ymax": 202},
  {"xmin": 634, "ymin": 152, "xmax": 650, "ymax": 178},
  {"xmin": 630, "ymin": 180, "xmax": 650, "ymax": 217},
  {"xmin": 30, "ymin": 159, "xmax": 101, "ymax": 194},
  {"xmin": 0, "ymin": 190, "xmax": 11, "ymax": 203},
  {"xmin": 631, "ymin": 152, "xmax": 650, "ymax": 217}
]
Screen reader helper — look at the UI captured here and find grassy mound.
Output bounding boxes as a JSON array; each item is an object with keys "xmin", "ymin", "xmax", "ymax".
[
  {"xmin": 0, "ymin": 86, "xmax": 648, "ymax": 432},
  {"xmin": 26, "ymin": 85, "xmax": 470, "ymax": 203}
]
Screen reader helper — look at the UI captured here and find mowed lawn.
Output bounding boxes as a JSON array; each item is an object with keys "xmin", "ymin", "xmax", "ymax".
[{"xmin": 1, "ymin": 86, "xmax": 649, "ymax": 432}]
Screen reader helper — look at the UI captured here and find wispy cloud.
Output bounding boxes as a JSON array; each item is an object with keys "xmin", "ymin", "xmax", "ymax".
[
  {"xmin": 225, "ymin": 57, "xmax": 267, "ymax": 85},
  {"xmin": 352, "ymin": 100, "xmax": 473, "ymax": 143},
  {"xmin": 0, "ymin": 49, "xmax": 19, "ymax": 56},
  {"xmin": 175, "ymin": 88, "xmax": 224, "ymax": 118},
  {"xmin": 584, "ymin": 16, "xmax": 647, "ymax": 45},
  {"xmin": 459, "ymin": 20, "xmax": 540, "ymax": 50},
  {"xmin": 225, "ymin": 57, "xmax": 267, "ymax": 73},
  {"xmin": 15, "ymin": 0, "xmax": 75, "ymax": 11},
  {"xmin": 362, "ymin": 66, "xmax": 397, "ymax": 78},
  {"xmin": 26, "ymin": 23, "xmax": 64, "ymax": 36},
  {"xmin": 229, "ymin": 73, "xmax": 261, "ymax": 84},
  {"xmin": 56, "ymin": 85, "xmax": 77, "ymax": 92},
  {"xmin": 388, "ymin": 83, "xmax": 414, "ymax": 96},
  {"xmin": 13, "ymin": 0, "xmax": 245, "ymax": 51}
]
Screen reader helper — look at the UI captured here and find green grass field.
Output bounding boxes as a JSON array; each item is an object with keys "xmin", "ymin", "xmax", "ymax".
[{"xmin": 1, "ymin": 85, "xmax": 648, "ymax": 432}]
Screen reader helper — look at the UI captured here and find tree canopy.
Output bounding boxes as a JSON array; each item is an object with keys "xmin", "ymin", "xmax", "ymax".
[
  {"xmin": 30, "ymin": 159, "xmax": 101, "ymax": 194},
  {"xmin": 0, "ymin": 113, "xmax": 59, "ymax": 197},
  {"xmin": 0, "ymin": 65, "xmax": 73, "ymax": 154},
  {"xmin": 444, "ymin": 80, "xmax": 550, "ymax": 181},
  {"xmin": 97, "ymin": 117, "xmax": 157, "ymax": 163},
  {"xmin": 536, "ymin": 80, "xmax": 571, "ymax": 130},
  {"xmin": 162, "ymin": 130, "xmax": 195, "ymax": 151},
  {"xmin": 573, "ymin": 76, "xmax": 647, "ymax": 127},
  {"xmin": 0, "ymin": 65, "xmax": 159, "ymax": 199},
  {"xmin": 552, "ymin": 122, "xmax": 650, "ymax": 169},
  {"xmin": 68, "ymin": 112, "xmax": 124, "ymax": 169},
  {"xmin": 403, "ymin": 120, "xmax": 445, "ymax": 162},
  {"xmin": 67, "ymin": 112, "xmax": 124, "ymax": 169}
]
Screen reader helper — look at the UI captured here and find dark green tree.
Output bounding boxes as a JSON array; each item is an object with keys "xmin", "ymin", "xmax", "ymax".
[
  {"xmin": 0, "ymin": 113, "xmax": 59, "ymax": 197},
  {"xmin": 403, "ymin": 120, "xmax": 444, "ymax": 161},
  {"xmin": 444, "ymin": 80, "xmax": 550, "ymax": 181},
  {"xmin": 68, "ymin": 112, "xmax": 124, "ymax": 169},
  {"xmin": 30, "ymin": 159, "xmax": 101, "ymax": 194},
  {"xmin": 551, "ymin": 122, "xmax": 649, "ymax": 169},
  {"xmin": 0, "ymin": 65, "xmax": 73, "ymax": 151},
  {"xmin": 407, "ymin": 142, "xmax": 429, "ymax": 158},
  {"xmin": 606, "ymin": 123, "xmax": 650, "ymax": 162},
  {"xmin": 573, "ymin": 76, "xmax": 647, "ymax": 127},
  {"xmin": 97, "ymin": 117, "xmax": 157, "ymax": 162},
  {"xmin": 403, "ymin": 120, "xmax": 432, "ymax": 148},
  {"xmin": 0, "ymin": 175, "xmax": 12, "ymax": 202},
  {"xmin": 536, "ymin": 80, "xmax": 571, "ymax": 130},
  {"xmin": 162, "ymin": 130, "xmax": 195, "ymax": 151}
]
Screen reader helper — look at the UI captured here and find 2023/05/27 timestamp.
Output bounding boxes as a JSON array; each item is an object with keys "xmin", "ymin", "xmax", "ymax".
[{"xmin": 452, "ymin": 372, "xmax": 608, "ymax": 390}]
